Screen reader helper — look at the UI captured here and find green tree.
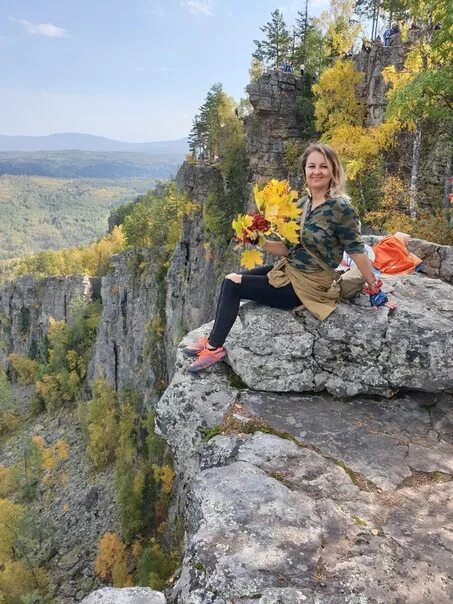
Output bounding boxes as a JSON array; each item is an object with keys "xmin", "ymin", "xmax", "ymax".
[
  {"xmin": 114, "ymin": 403, "xmax": 147, "ymax": 540},
  {"xmin": 188, "ymin": 83, "xmax": 225, "ymax": 159},
  {"xmin": 82, "ymin": 378, "xmax": 119, "ymax": 471},
  {"xmin": 252, "ymin": 9, "xmax": 291, "ymax": 67}
]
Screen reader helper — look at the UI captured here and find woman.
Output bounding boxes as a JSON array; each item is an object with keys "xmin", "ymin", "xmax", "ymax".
[{"xmin": 183, "ymin": 142, "xmax": 394, "ymax": 372}]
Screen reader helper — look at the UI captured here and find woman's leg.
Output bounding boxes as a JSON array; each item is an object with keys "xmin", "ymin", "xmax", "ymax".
[
  {"xmin": 208, "ymin": 272, "xmax": 299, "ymax": 348},
  {"xmin": 211, "ymin": 265, "xmax": 273, "ymax": 327}
]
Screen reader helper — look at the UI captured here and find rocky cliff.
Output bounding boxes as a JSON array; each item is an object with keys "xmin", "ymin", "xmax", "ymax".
[
  {"xmin": 0, "ymin": 274, "xmax": 97, "ymax": 368},
  {"xmin": 156, "ymin": 329, "xmax": 453, "ymax": 603},
  {"xmin": 245, "ymin": 71, "xmax": 304, "ymax": 184},
  {"xmin": 1, "ymin": 61, "xmax": 453, "ymax": 604}
]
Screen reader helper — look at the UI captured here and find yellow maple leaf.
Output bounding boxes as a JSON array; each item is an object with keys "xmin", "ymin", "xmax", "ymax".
[
  {"xmin": 232, "ymin": 214, "xmax": 253, "ymax": 239},
  {"xmin": 240, "ymin": 248, "xmax": 264, "ymax": 270},
  {"xmin": 253, "ymin": 184, "xmax": 265, "ymax": 211},
  {"xmin": 263, "ymin": 203, "xmax": 280, "ymax": 221},
  {"xmin": 275, "ymin": 220, "xmax": 300, "ymax": 244}
]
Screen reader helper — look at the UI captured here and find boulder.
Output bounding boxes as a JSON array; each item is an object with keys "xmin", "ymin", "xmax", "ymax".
[
  {"xmin": 156, "ymin": 342, "xmax": 453, "ymax": 604},
  {"xmin": 226, "ymin": 273, "xmax": 453, "ymax": 397}
]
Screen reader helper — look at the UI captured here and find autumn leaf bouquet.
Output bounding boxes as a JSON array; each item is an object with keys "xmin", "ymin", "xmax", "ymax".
[{"xmin": 232, "ymin": 179, "xmax": 301, "ymax": 269}]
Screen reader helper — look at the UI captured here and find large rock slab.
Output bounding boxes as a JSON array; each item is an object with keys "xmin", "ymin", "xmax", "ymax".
[
  {"xmin": 226, "ymin": 273, "xmax": 453, "ymax": 397},
  {"xmin": 80, "ymin": 588, "xmax": 165, "ymax": 604},
  {"xmin": 156, "ymin": 344, "xmax": 453, "ymax": 604}
]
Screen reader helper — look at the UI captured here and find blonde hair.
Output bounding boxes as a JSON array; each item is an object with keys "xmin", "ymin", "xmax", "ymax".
[{"xmin": 299, "ymin": 142, "xmax": 348, "ymax": 199}]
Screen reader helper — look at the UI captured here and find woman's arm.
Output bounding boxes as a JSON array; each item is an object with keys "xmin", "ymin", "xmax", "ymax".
[
  {"xmin": 261, "ymin": 240, "xmax": 289, "ymax": 256},
  {"xmin": 349, "ymin": 252, "xmax": 377, "ymax": 287}
]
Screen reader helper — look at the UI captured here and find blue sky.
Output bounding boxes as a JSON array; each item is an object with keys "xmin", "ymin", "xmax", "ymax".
[{"xmin": 0, "ymin": 0, "xmax": 330, "ymax": 142}]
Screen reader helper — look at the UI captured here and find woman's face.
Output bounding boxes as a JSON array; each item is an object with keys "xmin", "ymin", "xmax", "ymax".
[{"xmin": 304, "ymin": 151, "xmax": 333, "ymax": 194}]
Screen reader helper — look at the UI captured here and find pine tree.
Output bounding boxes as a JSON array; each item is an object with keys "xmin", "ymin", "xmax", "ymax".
[
  {"xmin": 252, "ymin": 9, "xmax": 291, "ymax": 67},
  {"xmin": 188, "ymin": 83, "xmax": 225, "ymax": 159}
]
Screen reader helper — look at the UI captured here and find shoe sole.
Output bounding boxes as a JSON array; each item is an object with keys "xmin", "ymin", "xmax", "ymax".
[
  {"xmin": 181, "ymin": 347, "xmax": 202, "ymax": 357},
  {"xmin": 187, "ymin": 354, "xmax": 226, "ymax": 373}
]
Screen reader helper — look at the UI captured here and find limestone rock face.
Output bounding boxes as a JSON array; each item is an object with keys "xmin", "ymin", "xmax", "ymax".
[
  {"xmin": 156, "ymin": 341, "xmax": 453, "ymax": 604},
  {"xmin": 166, "ymin": 163, "xmax": 239, "ymax": 373},
  {"xmin": 245, "ymin": 71, "xmax": 304, "ymax": 183},
  {"xmin": 225, "ymin": 273, "xmax": 453, "ymax": 398},
  {"xmin": 167, "ymin": 163, "xmax": 222, "ymax": 372},
  {"xmin": 0, "ymin": 274, "xmax": 95, "ymax": 368},
  {"xmin": 80, "ymin": 588, "xmax": 166, "ymax": 604},
  {"xmin": 91, "ymin": 250, "xmax": 167, "ymax": 405},
  {"xmin": 355, "ymin": 34, "xmax": 408, "ymax": 127}
]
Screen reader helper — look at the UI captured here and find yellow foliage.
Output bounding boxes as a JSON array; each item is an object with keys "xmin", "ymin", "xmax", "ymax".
[
  {"xmin": 232, "ymin": 214, "xmax": 254, "ymax": 240},
  {"xmin": 95, "ymin": 532, "xmax": 133, "ymax": 587},
  {"xmin": 0, "ymin": 411, "xmax": 19, "ymax": 438},
  {"xmin": 132, "ymin": 538, "xmax": 144, "ymax": 561},
  {"xmin": 274, "ymin": 219, "xmax": 300, "ymax": 244},
  {"xmin": 240, "ymin": 249, "xmax": 264, "ymax": 270},
  {"xmin": 234, "ymin": 179, "xmax": 300, "ymax": 269},
  {"xmin": 313, "ymin": 60, "xmax": 365, "ymax": 132},
  {"xmin": 82, "ymin": 378, "xmax": 119, "ymax": 470},
  {"xmin": 152, "ymin": 464, "xmax": 175, "ymax": 496},
  {"xmin": 0, "ymin": 499, "xmax": 23, "ymax": 560},
  {"xmin": 17, "ymin": 225, "xmax": 126, "ymax": 278},
  {"xmin": 30, "ymin": 435, "xmax": 69, "ymax": 488},
  {"xmin": 0, "ymin": 466, "xmax": 17, "ymax": 498},
  {"xmin": 0, "ymin": 559, "xmax": 48, "ymax": 602},
  {"xmin": 253, "ymin": 179, "xmax": 299, "ymax": 220},
  {"xmin": 7, "ymin": 354, "xmax": 39, "ymax": 384},
  {"xmin": 326, "ymin": 122, "xmax": 400, "ymax": 180}
]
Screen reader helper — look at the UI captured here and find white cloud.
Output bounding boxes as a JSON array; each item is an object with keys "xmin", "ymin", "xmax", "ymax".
[
  {"xmin": 180, "ymin": 1, "xmax": 213, "ymax": 17},
  {"xmin": 10, "ymin": 17, "xmax": 68, "ymax": 38}
]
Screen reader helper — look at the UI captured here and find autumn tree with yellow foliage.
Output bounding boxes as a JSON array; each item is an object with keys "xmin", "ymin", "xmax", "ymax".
[
  {"xmin": 95, "ymin": 532, "xmax": 133, "ymax": 587},
  {"xmin": 382, "ymin": 0, "xmax": 452, "ymax": 220}
]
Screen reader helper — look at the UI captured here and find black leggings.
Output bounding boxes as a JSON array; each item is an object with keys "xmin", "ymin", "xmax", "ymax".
[{"xmin": 208, "ymin": 265, "xmax": 300, "ymax": 348}]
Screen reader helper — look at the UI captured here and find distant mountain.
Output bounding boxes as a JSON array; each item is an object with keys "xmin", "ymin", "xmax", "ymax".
[
  {"xmin": 0, "ymin": 150, "xmax": 184, "ymax": 179},
  {"xmin": 0, "ymin": 133, "xmax": 188, "ymax": 154}
]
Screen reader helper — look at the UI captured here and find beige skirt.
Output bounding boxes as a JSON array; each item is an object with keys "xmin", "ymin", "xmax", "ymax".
[{"xmin": 267, "ymin": 257, "xmax": 341, "ymax": 321}]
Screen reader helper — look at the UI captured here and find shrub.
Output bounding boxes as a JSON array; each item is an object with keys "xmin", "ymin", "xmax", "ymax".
[
  {"xmin": 0, "ymin": 466, "xmax": 18, "ymax": 499},
  {"xmin": 7, "ymin": 354, "xmax": 39, "ymax": 384},
  {"xmin": 135, "ymin": 541, "xmax": 179, "ymax": 590},
  {"xmin": 0, "ymin": 499, "xmax": 24, "ymax": 560},
  {"xmin": 0, "ymin": 372, "xmax": 19, "ymax": 437},
  {"xmin": 0, "ymin": 560, "xmax": 48, "ymax": 604}
]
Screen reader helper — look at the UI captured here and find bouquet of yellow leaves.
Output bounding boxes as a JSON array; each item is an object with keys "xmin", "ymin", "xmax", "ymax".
[{"xmin": 232, "ymin": 179, "xmax": 301, "ymax": 269}]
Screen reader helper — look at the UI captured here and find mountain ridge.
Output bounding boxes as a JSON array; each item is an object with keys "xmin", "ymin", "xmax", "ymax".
[{"xmin": 0, "ymin": 132, "xmax": 189, "ymax": 153}]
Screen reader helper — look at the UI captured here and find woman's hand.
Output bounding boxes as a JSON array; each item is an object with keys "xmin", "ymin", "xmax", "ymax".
[{"xmin": 261, "ymin": 240, "xmax": 289, "ymax": 257}]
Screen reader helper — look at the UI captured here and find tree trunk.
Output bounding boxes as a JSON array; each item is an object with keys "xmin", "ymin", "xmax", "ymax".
[{"xmin": 409, "ymin": 120, "xmax": 422, "ymax": 220}]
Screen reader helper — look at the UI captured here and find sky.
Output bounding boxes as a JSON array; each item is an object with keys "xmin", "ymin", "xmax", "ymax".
[{"xmin": 0, "ymin": 0, "xmax": 330, "ymax": 142}]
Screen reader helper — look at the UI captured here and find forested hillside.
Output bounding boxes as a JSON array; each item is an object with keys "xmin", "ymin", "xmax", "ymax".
[
  {"xmin": 0, "ymin": 175, "xmax": 158, "ymax": 259},
  {"xmin": 0, "ymin": 150, "xmax": 184, "ymax": 179}
]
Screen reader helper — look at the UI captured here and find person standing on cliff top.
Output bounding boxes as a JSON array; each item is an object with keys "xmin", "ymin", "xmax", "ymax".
[{"xmin": 182, "ymin": 143, "xmax": 396, "ymax": 372}]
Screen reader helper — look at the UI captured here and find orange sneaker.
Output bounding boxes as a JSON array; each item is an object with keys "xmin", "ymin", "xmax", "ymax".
[
  {"xmin": 187, "ymin": 346, "xmax": 226, "ymax": 372},
  {"xmin": 181, "ymin": 336, "xmax": 208, "ymax": 357}
]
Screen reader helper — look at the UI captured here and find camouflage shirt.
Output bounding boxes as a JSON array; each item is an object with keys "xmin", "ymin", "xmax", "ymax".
[{"xmin": 288, "ymin": 196, "xmax": 365, "ymax": 272}]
